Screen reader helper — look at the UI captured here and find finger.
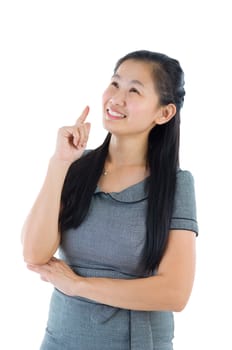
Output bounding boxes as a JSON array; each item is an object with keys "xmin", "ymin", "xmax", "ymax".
[
  {"xmin": 73, "ymin": 122, "xmax": 91, "ymax": 149},
  {"xmin": 70, "ymin": 127, "xmax": 80, "ymax": 147},
  {"xmin": 27, "ymin": 263, "xmax": 51, "ymax": 273},
  {"xmin": 41, "ymin": 275, "xmax": 49, "ymax": 282},
  {"xmin": 50, "ymin": 256, "xmax": 59, "ymax": 262},
  {"xmin": 81, "ymin": 123, "xmax": 91, "ymax": 148},
  {"xmin": 47, "ymin": 257, "xmax": 60, "ymax": 268},
  {"xmin": 27, "ymin": 264, "xmax": 41, "ymax": 274},
  {"xmin": 75, "ymin": 106, "xmax": 90, "ymax": 126},
  {"xmin": 85, "ymin": 122, "xmax": 91, "ymax": 139},
  {"xmin": 65, "ymin": 125, "xmax": 82, "ymax": 148},
  {"xmin": 76, "ymin": 123, "xmax": 89, "ymax": 149}
]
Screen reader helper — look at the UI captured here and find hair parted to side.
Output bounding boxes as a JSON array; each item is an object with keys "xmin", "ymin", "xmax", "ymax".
[{"xmin": 59, "ymin": 50, "xmax": 185, "ymax": 273}]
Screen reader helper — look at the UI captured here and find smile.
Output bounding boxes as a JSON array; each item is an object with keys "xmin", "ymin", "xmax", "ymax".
[{"xmin": 105, "ymin": 108, "xmax": 126, "ymax": 120}]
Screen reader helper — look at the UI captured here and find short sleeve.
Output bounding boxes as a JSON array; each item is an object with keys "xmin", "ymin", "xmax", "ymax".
[{"xmin": 170, "ymin": 170, "xmax": 199, "ymax": 235}]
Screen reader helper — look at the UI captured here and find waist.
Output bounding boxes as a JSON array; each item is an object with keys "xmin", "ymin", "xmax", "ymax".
[{"xmin": 69, "ymin": 264, "xmax": 150, "ymax": 279}]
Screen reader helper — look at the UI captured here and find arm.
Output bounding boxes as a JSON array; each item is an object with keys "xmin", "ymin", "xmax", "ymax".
[
  {"xmin": 21, "ymin": 106, "xmax": 91, "ymax": 265},
  {"xmin": 27, "ymin": 229, "xmax": 196, "ymax": 311},
  {"xmin": 21, "ymin": 158, "xmax": 69, "ymax": 265},
  {"xmin": 76, "ymin": 229, "xmax": 196, "ymax": 311}
]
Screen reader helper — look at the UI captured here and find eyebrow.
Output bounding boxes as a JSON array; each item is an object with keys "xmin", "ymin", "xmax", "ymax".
[{"xmin": 112, "ymin": 74, "xmax": 145, "ymax": 88}]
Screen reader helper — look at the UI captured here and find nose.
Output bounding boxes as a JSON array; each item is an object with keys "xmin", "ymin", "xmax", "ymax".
[{"xmin": 109, "ymin": 90, "xmax": 126, "ymax": 106}]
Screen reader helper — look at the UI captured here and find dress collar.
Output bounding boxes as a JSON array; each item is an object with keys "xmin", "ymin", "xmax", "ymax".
[{"xmin": 94, "ymin": 177, "xmax": 149, "ymax": 204}]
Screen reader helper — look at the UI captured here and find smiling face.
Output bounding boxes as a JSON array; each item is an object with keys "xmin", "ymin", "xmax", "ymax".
[{"xmin": 102, "ymin": 59, "xmax": 165, "ymax": 137}]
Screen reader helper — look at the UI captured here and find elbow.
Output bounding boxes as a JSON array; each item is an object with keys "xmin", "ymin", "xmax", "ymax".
[
  {"xmin": 22, "ymin": 246, "xmax": 52, "ymax": 265},
  {"xmin": 170, "ymin": 290, "xmax": 191, "ymax": 312},
  {"xmin": 23, "ymin": 256, "xmax": 50, "ymax": 266},
  {"xmin": 156, "ymin": 274, "xmax": 193, "ymax": 312},
  {"xmin": 149, "ymin": 286, "xmax": 190, "ymax": 312},
  {"xmin": 21, "ymin": 229, "xmax": 60, "ymax": 265},
  {"xmin": 172, "ymin": 300, "xmax": 187, "ymax": 312}
]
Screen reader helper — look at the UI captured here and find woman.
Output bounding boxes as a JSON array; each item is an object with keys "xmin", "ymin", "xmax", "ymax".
[{"xmin": 22, "ymin": 50, "xmax": 198, "ymax": 350}]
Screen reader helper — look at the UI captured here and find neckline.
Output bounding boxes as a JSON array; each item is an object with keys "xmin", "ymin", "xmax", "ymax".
[
  {"xmin": 94, "ymin": 176, "xmax": 149, "ymax": 203},
  {"xmin": 96, "ymin": 176, "xmax": 150, "ymax": 194}
]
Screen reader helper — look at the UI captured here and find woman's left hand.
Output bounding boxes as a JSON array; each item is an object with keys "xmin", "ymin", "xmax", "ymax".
[{"xmin": 27, "ymin": 257, "xmax": 83, "ymax": 296}]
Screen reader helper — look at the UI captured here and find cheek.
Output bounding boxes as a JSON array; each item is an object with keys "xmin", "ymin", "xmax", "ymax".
[
  {"xmin": 128, "ymin": 101, "xmax": 148, "ymax": 115},
  {"xmin": 102, "ymin": 88, "xmax": 111, "ymax": 105},
  {"xmin": 130, "ymin": 103, "xmax": 157, "ymax": 125}
]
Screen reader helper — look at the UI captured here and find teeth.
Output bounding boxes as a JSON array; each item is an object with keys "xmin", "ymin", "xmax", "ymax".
[{"xmin": 107, "ymin": 108, "xmax": 126, "ymax": 118}]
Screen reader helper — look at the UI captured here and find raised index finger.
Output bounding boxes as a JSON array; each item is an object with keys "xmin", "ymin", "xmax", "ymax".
[{"xmin": 75, "ymin": 106, "xmax": 90, "ymax": 125}]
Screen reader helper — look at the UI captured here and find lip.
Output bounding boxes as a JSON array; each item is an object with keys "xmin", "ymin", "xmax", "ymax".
[{"xmin": 105, "ymin": 107, "xmax": 126, "ymax": 120}]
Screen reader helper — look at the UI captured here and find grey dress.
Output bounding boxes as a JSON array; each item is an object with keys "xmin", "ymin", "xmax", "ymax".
[{"xmin": 40, "ymin": 170, "xmax": 198, "ymax": 350}]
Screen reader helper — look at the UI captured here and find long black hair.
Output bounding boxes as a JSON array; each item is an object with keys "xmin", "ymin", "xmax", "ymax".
[{"xmin": 59, "ymin": 50, "xmax": 185, "ymax": 273}]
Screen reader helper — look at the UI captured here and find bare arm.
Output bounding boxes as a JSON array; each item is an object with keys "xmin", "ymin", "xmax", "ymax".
[
  {"xmin": 21, "ymin": 158, "xmax": 69, "ymax": 264},
  {"xmin": 76, "ymin": 230, "xmax": 196, "ymax": 311},
  {"xmin": 27, "ymin": 229, "xmax": 196, "ymax": 311},
  {"xmin": 21, "ymin": 106, "xmax": 91, "ymax": 265}
]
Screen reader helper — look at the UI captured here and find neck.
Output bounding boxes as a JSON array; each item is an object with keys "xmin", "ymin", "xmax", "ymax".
[{"xmin": 107, "ymin": 134, "xmax": 148, "ymax": 168}]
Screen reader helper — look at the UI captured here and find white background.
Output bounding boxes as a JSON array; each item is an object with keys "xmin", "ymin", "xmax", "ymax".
[{"xmin": 0, "ymin": 0, "xmax": 231, "ymax": 349}]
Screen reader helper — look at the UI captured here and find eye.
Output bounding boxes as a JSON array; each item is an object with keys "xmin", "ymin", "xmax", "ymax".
[
  {"xmin": 111, "ymin": 81, "xmax": 119, "ymax": 88},
  {"xmin": 129, "ymin": 87, "xmax": 140, "ymax": 94}
]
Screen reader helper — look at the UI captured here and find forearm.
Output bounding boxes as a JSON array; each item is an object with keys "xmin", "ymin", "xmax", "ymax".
[
  {"xmin": 22, "ymin": 157, "xmax": 71, "ymax": 264},
  {"xmin": 76, "ymin": 274, "xmax": 187, "ymax": 312},
  {"xmin": 73, "ymin": 231, "xmax": 195, "ymax": 312}
]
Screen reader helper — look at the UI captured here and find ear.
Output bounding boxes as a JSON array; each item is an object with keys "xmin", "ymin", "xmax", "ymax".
[{"xmin": 156, "ymin": 104, "xmax": 177, "ymax": 125}]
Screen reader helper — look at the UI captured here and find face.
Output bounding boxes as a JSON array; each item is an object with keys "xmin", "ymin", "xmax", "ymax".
[{"xmin": 102, "ymin": 59, "xmax": 163, "ymax": 137}]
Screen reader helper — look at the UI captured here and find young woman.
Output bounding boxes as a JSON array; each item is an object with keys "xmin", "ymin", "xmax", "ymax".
[{"xmin": 22, "ymin": 50, "xmax": 198, "ymax": 350}]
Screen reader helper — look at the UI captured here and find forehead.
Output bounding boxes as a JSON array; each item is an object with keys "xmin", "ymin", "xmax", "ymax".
[{"xmin": 114, "ymin": 60, "xmax": 155, "ymax": 87}]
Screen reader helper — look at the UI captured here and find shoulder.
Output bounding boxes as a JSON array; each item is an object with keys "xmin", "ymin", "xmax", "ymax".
[
  {"xmin": 175, "ymin": 169, "xmax": 196, "ymax": 197},
  {"xmin": 171, "ymin": 168, "xmax": 198, "ymax": 235},
  {"xmin": 175, "ymin": 169, "xmax": 196, "ymax": 202},
  {"xmin": 176, "ymin": 169, "xmax": 195, "ymax": 184}
]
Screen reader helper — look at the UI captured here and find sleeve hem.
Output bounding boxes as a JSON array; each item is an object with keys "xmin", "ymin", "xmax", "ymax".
[
  {"xmin": 170, "ymin": 218, "xmax": 199, "ymax": 236},
  {"xmin": 169, "ymin": 227, "xmax": 198, "ymax": 236}
]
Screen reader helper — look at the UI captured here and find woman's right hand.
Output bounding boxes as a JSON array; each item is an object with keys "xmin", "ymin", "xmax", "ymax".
[{"xmin": 53, "ymin": 106, "xmax": 91, "ymax": 164}]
